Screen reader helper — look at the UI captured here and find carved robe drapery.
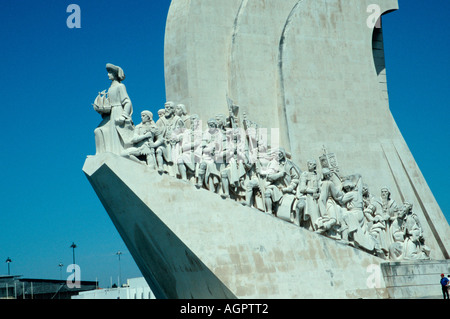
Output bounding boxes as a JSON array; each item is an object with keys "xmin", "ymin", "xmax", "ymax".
[{"xmin": 94, "ymin": 82, "xmax": 134, "ymax": 155}]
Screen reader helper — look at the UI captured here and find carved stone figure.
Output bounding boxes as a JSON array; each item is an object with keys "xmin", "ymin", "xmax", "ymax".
[
  {"xmin": 155, "ymin": 101, "xmax": 185, "ymax": 173},
  {"xmin": 388, "ymin": 205, "xmax": 407, "ymax": 261},
  {"xmin": 156, "ymin": 109, "xmax": 165, "ymax": 122},
  {"xmin": 122, "ymin": 110, "xmax": 162, "ymax": 169},
  {"xmin": 218, "ymin": 128, "xmax": 247, "ymax": 199},
  {"xmin": 362, "ymin": 184, "xmax": 375, "ymax": 210},
  {"xmin": 375, "ymin": 186, "xmax": 400, "ymax": 249},
  {"xmin": 242, "ymin": 142, "xmax": 271, "ymax": 210},
  {"xmin": 176, "ymin": 104, "xmax": 190, "ymax": 129},
  {"xmin": 314, "ymin": 168, "xmax": 344, "ymax": 239},
  {"xmin": 401, "ymin": 202, "xmax": 431, "ymax": 260},
  {"xmin": 263, "ymin": 148, "xmax": 299, "ymax": 215},
  {"xmin": 340, "ymin": 176, "xmax": 376, "ymax": 251},
  {"xmin": 240, "ymin": 117, "xmax": 260, "ymax": 206},
  {"xmin": 241, "ymin": 144, "xmax": 259, "ymax": 207},
  {"xmin": 294, "ymin": 160, "xmax": 320, "ymax": 229},
  {"xmin": 197, "ymin": 119, "xmax": 223, "ymax": 192},
  {"xmin": 177, "ymin": 114, "xmax": 203, "ymax": 181},
  {"xmin": 94, "ymin": 63, "xmax": 134, "ymax": 155},
  {"xmin": 362, "ymin": 185, "xmax": 389, "ymax": 258},
  {"xmin": 402, "ymin": 230, "xmax": 430, "ymax": 260},
  {"xmin": 377, "ymin": 187, "xmax": 399, "ymax": 216},
  {"xmin": 215, "ymin": 114, "xmax": 228, "ymax": 132},
  {"xmin": 402, "ymin": 202, "xmax": 421, "ymax": 237}
]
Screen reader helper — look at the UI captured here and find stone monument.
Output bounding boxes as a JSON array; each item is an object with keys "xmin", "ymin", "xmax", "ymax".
[{"xmin": 83, "ymin": 0, "xmax": 450, "ymax": 299}]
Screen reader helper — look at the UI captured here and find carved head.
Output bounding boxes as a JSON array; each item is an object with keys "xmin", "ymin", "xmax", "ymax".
[
  {"xmin": 381, "ymin": 187, "xmax": 391, "ymax": 200},
  {"xmin": 322, "ymin": 168, "xmax": 331, "ymax": 180},
  {"xmin": 106, "ymin": 63, "xmax": 125, "ymax": 82},
  {"xmin": 176, "ymin": 104, "xmax": 187, "ymax": 116},
  {"xmin": 141, "ymin": 110, "xmax": 153, "ymax": 123},
  {"xmin": 190, "ymin": 114, "xmax": 200, "ymax": 130},
  {"xmin": 271, "ymin": 147, "xmax": 286, "ymax": 162},
  {"xmin": 307, "ymin": 159, "xmax": 317, "ymax": 172},
  {"xmin": 410, "ymin": 225, "xmax": 422, "ymax": 242},
  {"xmin": 215, "ymin": 114, "xmax": 226, "ymax": 129},
  {"xmin": 164, "ymin": 101, "xmax": 175, "ymax": 116},
  {"xmin": 403, "ymin": 201, "xmax": 413, "ymax": 213},
  {"xmin": 207, "ymin": 118, "xmax": 218, "ymax": 130},
  {"xmin": 362, "ymin": 184, "xmax": 369, "ymax": 196},
  {"xmin": 342, "ymin": 180, "xmax": 356, "ymax": 192}
]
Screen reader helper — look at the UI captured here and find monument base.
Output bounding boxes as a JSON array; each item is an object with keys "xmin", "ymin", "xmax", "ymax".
[
  {"xmin": 83, "ymin": 153, "xmax": 444, "ymax": 299},
  {"xmin": 381, "ymin": 260, "xmax": 450, "ymax": 299}
]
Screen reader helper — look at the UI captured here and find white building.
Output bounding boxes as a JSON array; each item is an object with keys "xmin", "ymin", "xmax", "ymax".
[{"xmin": 72, "ymin": 277, "xmax": 155, "ymax": 299}]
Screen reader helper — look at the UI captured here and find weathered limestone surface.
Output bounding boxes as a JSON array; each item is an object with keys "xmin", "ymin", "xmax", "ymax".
[
  {"xmin": 164, "ymin": 0, "xmax": 450, "ymax": 260},
  {"xmin": 83, "ymin": 153, "xmax": 391, "ymax": 299}
]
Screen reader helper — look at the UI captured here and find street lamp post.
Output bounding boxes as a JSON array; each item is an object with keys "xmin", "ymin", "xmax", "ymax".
[
  {"xmin": 70, "ymin": 242, "xmax": 77, "ymax": 279},
  {"xmin": 70, "ymin": 242, "xmax": 77, "ymax": 265},
  {"xmin": 58, "ymin": 262, "xmax": 64, "ymax": 280},
  {"xmin": 116, "ymin": 251, "xmax": 122, "ymax": 287},
  {"xmin": 5, "ymin": 257, "xmax": 12, "ymax": 276}
]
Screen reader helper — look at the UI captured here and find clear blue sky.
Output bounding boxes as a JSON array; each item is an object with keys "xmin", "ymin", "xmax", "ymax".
[{"xmin": 0, "ymin": 0, "xmax": 448, "ymax": 288}]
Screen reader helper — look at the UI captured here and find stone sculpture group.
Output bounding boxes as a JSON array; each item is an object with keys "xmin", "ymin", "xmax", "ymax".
[{"xmin": 92, "ymin": 63, "xmax": 431, "ymax": 262}]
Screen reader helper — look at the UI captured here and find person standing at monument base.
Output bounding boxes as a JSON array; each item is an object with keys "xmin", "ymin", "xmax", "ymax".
[{"xmin": 440, "ymin": 273, "xmax": 449, "ymax": 299}]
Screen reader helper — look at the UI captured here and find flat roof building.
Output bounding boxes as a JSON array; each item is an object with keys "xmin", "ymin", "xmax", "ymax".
[{"xmin": 0, "ymin": 275, "xmax": 97, "ymax": 299}]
